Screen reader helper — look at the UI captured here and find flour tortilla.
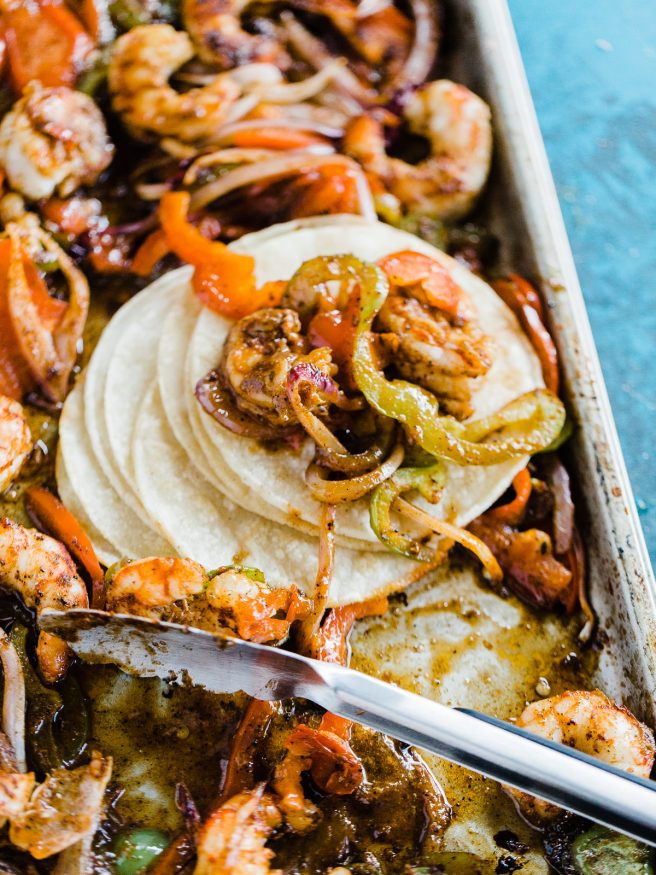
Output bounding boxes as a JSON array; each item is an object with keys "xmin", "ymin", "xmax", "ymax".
[
  {"xmin": 57, "ymin": 380, "xmax": 173, "ymax": 560},
  {"xmin": 103, "ymin": 275, "xmax": 181, "ymax": 498},
  {"xmin": 187, "ymin": 215, "xmax": 543, "ymax": 545},
  {"xmin": 56, "ymin": 454, "xmax": 120, "ymax": 568},
  {"xmin": 83, "ymin": 283, "xmax": 156, "ymax": 522}
]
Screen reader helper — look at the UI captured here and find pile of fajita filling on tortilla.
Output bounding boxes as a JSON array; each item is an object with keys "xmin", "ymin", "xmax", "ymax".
[{"xmin": 0, "ymin": 1, "xmax": 653, "ymax": 873}]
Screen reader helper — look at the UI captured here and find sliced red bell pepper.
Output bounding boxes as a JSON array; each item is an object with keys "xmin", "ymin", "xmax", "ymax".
[{"xmin": 2, "ymin": 2, "xmax": 94, "ymax": 91}]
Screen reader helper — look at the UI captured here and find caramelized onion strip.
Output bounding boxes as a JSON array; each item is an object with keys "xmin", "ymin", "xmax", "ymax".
[
  {"xmin": 0, "ymin": 629, "xmax": 26, "ymax": 773},
  {"xmin": 306, "ymin": 441, "xmax": 404, "ymax": 503},
  {"xmin": 395, "ymin": 497, "xmax": 503, "ymax": 582}
]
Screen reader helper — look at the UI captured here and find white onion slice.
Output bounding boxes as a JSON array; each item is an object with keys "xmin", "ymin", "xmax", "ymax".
[
  {"xmin": 280, "ymin": 12, "xmax": 376, "ymax": 105},
  {"xmin": 213, "ymin": 117, "xmax": 344, "ymax": 142},
  {"xmin": 356, "ymin": 0, "xmax": 392, "ymax": 17},
  {"xmin": 189, "ymin": 153, "xmax": 376, "ymax": 221},
  {"xmin": 0, "ymin": 629, "xmax": 26, "ymax": 773},
  {"xmin": 253, "ymin": 61, "xmax": 344, "ymax": 104},
  {"xmin": 385, "ymin": 0, "xmax": 439, "ymax": 96}
]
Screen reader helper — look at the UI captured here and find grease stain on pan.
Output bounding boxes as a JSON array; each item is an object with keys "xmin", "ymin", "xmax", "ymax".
[{"xmin": 350, "ymin": 559, "xmax": 596, "ymax": 865}]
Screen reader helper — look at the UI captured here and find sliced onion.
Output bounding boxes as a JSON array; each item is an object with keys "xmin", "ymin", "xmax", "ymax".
[
  {"xmin": 544, "ymin": 456, "xmax": 574, "ymax": 555},
  {"xmin": 287, "ymin": 382, "xmax": 347, "ymax": 453},
  {"xmin": 196, "ymin": 369, "xmax": 295, "ymax": 441},
  {"xmin": 306, "ymin": 441, "xmax": 404, "ymax": 502},
  {"xmin": 357, "ymin": 0, "xmax": 392, "ymax": 17},
  {"xmin": 317, "ymin": 91, "xmax": 363, "ymax": 123},
  {"xmin": 287, "ymin": 361, "xmax": 363, "ymax": 453},
  {"xmin": 184, "ymin": 145, "xmax": 336, "ymax": 186},
  {"xmin": 227, "ymin": 63, "xmax": 284, "ymax": 89},
  {"xmin": 160, "ymin": 138, "xmax": 200, "ymax": 159},
  {"xmin": 184, "ymin": 149, "xmax": 284, "ymax": 186},
  {"xmin": 296, "ymin": 503, "xmax": 336, "ymax": 652},
  {"xmin": 395, "ymin": 498, "xmax": 503, "ymax": 582},
  {"xmin": 212, "ymin": 117, "xmax": 344, "ymax": 142},
  {"xmin": 223, "ymin": 94, "xmax": 261, "ymax": 125},
  {"xmin": 570, "ymin": 527, "xmax": 595, "ymax": 644},
  {"xmin": 0, "ymin": 629, "xmax": 27, "ymax": 773},
  {"xmin": 105, "ymin": 213, "xmax": 158, "ymax": 236},
  {"xmin": 384, "ymin": 0, "xmax": 439, "ymax": 97},
  {"xmin": 315, "ymin": 418, "xmax": 395, "ymax": 474},
  {"xmin": 280, "ymin": 12, "xmax": 376, "ymax": 105},
  {"xmin": 286, "ymin": 95, "xmax": 357, "ymax": 127},
  {"xmin": 253, "ymin": 61, "xmax": 345, "ymax": 104},
  {"xmin": 189, "ymin": 153, "xmax": 376, "ymax": 220},
  {"xmin": 135, "ymin": 181, "xmax": 175, "ymax": 201}
]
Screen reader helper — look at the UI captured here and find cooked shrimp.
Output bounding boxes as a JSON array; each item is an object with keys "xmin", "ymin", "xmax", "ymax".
[
  {"xmin": 182, "ymin": 0, "xmax": 290, "ymax": 71},
  {"xmin": 344, "ymin": 80, "xmax": 492, "ymax": 221},
  {"xmin": 106, "ymin": 557, "xmax": 207, "ymax": 615},
  {"xmin": 108, "ymin": 24, "xmax": 245, "ymax": 143},
  {"xmin": 0, "ymin": 396, "xmax": 31, "ymax": 492},
  {"xmin": 285, "ymin": 723, "xmax": 364, "ymax": 795},
  {"xmin": 9, "ymin": 750, "xmax": 112, "ymax": 860},
  {"xmin": 0, "ymin": 518, "xmax": 88, "ymax": 684},
  {"xmin": 272, "ymin": 722, "xmax": 363, "ymax": 832},
  {"xmin": 106, "ymin": 557, "xmax": 308, "ymax": 644},
  {"xmin": 5, "ymin": 214, "xmax": 90, "ymax": 403},
  {"xmin": 0, "ymin": 82, "xmax": 113, "ymax": 202},
  {"xmin": 194, "ymin": 785, "xmax": 282, "ymax": 875},
  {"xmin": 222, "ymin": 308, "xmax": 336, "ymax": 428},
  {"xmin": 374, "ymin": 253, "xmax": 493, "ymax": 419},
  {"xmin": 271, "ymin": 743, "xmax": 320, "ymax": 834},
  {"xmin": 510, "ymin": 690, "xmax": 655, "ymax": 822}
]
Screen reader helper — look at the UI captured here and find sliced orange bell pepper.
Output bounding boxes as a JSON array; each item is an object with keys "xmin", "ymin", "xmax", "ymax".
[
  {"xmin": 130, "ymin": 229, "xmax": 171, "ymax": 278},
  {"xmin": 489, "ymin": 468, "xmax": 532, "ymax": 526},
  {"xmin": 0, "ymin": 238, "xmax": 66, "ymax": 399},
  {"xmin": 378, "ymin": 251, "xmax": 472, "ymax": 323},
  {"xmin": 2, "ymin": 2, "xmax": 94, "ymax": 91},
  {"xmin": 160, "ymin": 192, "xmax": 229, "ymax": 266},
  {"xmin": 232, "ymin": 127, "xmax": 326, "ymax": 150},
  {"xmin": 24, "ymin": 486, "xmax": 105, "ymax": 609},
  {"xmin": 159, "ymin": 191, "xmax": 284, "ymax": 319}
]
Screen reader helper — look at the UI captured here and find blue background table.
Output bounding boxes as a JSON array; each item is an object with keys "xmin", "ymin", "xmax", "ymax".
[{"xmin": 509, "ymin": 0, "xmax": 656, "ymax": 569}]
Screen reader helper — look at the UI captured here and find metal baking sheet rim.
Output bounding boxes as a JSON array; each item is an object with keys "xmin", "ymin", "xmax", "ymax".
[{"xmin": 463, "ymin": 1, "xmax": 656, "ymax": 714}]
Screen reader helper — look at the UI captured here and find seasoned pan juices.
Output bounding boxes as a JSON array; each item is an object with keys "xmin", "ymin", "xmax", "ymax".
[{"xmin": 0, "ymin": 1, "xmax": 652, "ymax": 873}]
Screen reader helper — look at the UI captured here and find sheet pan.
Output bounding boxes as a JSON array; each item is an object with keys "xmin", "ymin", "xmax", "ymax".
[{"xmin": 448, "ymin": 0, "xmax": 656, "ymax": 718}]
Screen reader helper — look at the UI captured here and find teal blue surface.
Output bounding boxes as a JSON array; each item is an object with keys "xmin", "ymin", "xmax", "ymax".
[{"xmin": 508, "ymin": 0, "xmax": 656, "ymax": 569}]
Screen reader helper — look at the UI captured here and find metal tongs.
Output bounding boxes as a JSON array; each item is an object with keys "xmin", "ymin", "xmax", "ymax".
[{"xmin": 41, "ymin": 608, "xmax": 656, "ymax": 846}]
